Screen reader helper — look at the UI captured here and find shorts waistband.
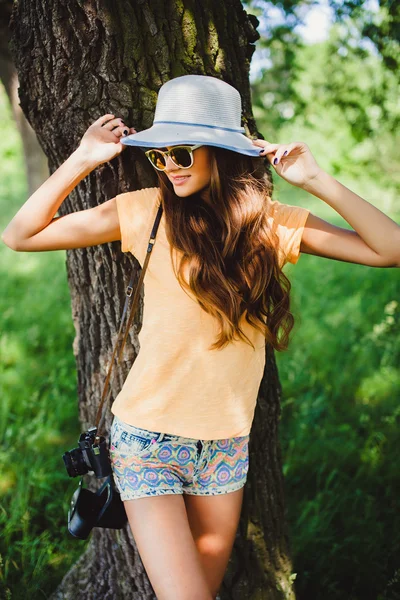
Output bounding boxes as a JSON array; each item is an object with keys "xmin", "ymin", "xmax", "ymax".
[{"xmin": 112, "ymin": 415, "xmax": 249, "ymax": 443}]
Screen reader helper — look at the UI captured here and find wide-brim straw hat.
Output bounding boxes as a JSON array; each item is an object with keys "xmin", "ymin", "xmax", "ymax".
[{"xmin": 120, "ymin": 74, "xmax": 261, "ymax": 157}]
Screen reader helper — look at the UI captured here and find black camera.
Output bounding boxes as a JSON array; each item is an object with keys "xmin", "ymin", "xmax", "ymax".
[
  {"xmin": 63, "ymin": 426, "xmax": 111, "ymax": 478},
  {"xmin": 62, "ymin": 426, "xmax": 127, "ymax": 539}
]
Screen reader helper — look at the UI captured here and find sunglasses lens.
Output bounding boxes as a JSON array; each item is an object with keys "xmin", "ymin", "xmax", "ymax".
[
  {"xmin": 147, "ymin": 150, "xmax": 167, "ymax": 170},
  {"xmin": 170, "ymin": 147, "xmax": 192, "ymax": 168}
]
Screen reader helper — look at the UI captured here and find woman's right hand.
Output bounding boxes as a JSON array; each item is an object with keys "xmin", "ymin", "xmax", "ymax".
[{"xmin": 77, "ymin": 114, "xmax": 137, "ymax": 167}]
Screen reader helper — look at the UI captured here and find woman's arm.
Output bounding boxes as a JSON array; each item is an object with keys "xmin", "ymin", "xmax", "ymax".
[
  {"xmin": 1, "ymin": 114, "xmax": 135, "ymax": 251},
  {"xmin": 252, "ymin": 138, "xmax": 400, "ymax": 267},
  {"xmin": 301, "ymin": 170, "xmax": 400, "ymax": 267},
  {"xmin": 1, "ymin": 149, "xmax": 95, "ymax": 249}
]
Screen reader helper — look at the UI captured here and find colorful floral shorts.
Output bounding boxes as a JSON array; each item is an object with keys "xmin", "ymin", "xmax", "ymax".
[{"xmin": 109, "ymin": 415, "xmax": 250, "ymax": 501}]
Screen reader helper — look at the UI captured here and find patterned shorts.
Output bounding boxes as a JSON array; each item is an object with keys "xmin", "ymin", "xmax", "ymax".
[{"xmin": 109, "ymin": 415, "xmax": 250, "ymax": 501}]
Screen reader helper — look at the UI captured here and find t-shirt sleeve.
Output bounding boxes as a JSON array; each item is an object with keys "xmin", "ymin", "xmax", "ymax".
[
  {"xmin": 266, "ymin": 198, "xmax": 311, "ymax": 267},
  {"xmin": 115, "ymin": 187, "xmax": 160, "ymax": 254},
  {"xmin": 115, "ymin": 192, "xmax": 136, "ymax": 253}
]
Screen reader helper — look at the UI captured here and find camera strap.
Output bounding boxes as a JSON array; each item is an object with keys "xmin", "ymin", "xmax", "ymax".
[{"xmin": 94, "ymin": 199, "xmax": 163, "ymax": 436}]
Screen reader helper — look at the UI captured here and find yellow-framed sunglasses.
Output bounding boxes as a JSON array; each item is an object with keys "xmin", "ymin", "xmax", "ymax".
[{"xmin": 144, "ymin": 144, "xmax": 204, "ymax": 171}]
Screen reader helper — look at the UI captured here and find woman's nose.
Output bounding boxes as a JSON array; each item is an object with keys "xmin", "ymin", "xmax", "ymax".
[
  {"xmin": 164, "ymin": 154, "xmax": 179, "ymax": 171},
  {"xmin": 165, "ymin": 154, "xmax": 175, "ymax": 165}
]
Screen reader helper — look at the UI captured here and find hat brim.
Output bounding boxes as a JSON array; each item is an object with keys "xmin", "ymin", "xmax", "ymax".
[{"xmin": 120, "ymin": 123, "xmax": 261, "ymax": 157}]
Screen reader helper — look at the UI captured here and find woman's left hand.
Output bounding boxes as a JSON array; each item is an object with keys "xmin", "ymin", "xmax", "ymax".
[{"xmin": 252, "ymin": 139, "xmax": 323, "ymax": 188}]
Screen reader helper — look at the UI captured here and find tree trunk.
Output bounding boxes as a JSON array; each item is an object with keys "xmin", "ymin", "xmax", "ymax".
[{"xmin": 9, "ymin": 1, "xmax": 296, "ymax": 598}]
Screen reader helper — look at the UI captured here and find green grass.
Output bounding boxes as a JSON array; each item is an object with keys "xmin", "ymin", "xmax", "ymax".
[{"xmin": 1, "ymin": 81, "xmax": 399, "ymax": 599}]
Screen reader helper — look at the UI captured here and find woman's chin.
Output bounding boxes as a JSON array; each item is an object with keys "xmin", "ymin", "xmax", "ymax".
[
  {"xmin": 171, "ymin": 180, "xmax": 210, "ymax": 198},
  {"xmin": 173, "ymin": 187, "xmax": 193, "ymax": 197},
  {"xmin": 173, "ymin": 183, "xmax": 197, "ymax": 196}
]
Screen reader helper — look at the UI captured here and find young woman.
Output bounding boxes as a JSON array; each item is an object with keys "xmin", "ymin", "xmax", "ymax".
[{"xmin": 2, "ymin": 75, "xmax": 399, "ymax": 600}]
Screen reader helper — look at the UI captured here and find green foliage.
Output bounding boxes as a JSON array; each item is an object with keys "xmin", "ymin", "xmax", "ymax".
[
  {"xmin": 252, "ymin": 25, "xmax": 400, "ymax": 207},
  {"xmin": 245, "ymin": 0, "xmax": 400, "ymax": 71},
  {"xmin": 277, "ymin": 246, "xmax": 400, "ymax": 599}
]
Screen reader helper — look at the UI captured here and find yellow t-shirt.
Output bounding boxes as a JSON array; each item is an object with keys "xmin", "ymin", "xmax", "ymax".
[{"xmin": 111, "ymin": 187, "xmax": 310, "ymax": 439}]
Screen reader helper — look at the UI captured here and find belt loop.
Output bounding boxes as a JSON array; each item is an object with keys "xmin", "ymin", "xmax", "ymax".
[{"xmin": 158, "ymin": 432, "xmax": 165, "ymax": 442}]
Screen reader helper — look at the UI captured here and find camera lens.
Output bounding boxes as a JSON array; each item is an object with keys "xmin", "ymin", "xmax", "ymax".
[{"xmin": 63, "ymin": 448, "xmax": 89, "ymax": 477}]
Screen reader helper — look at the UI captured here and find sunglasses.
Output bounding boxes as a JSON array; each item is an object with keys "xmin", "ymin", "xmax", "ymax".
[{"xmin": 144, "ymin": 144, "xmax": 204, "ymax": 171}]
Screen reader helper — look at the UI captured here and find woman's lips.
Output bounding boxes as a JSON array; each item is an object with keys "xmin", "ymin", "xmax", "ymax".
[{"xmin": 172, "ymin": 176, "xmax": 190, "ymax": 185}]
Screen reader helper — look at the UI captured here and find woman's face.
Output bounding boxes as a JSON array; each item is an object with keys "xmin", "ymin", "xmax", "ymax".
[{"xmin": 161, "ymin": 145, "xmax": 212, "ymax": 198}]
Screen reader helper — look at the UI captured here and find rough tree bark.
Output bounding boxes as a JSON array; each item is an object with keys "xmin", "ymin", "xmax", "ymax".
[{"xmin": 9, "ymin": 1, "xmax": 296, "ymax": 598}]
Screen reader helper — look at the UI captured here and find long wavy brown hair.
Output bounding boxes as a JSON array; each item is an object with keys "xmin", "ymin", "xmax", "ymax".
[{"xmin": 155, "ymin": 146, "xmax": 295, "ymax": 352}]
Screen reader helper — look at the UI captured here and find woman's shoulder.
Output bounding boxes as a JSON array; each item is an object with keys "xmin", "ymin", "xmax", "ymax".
[
  {"xmin": 116, "ymin": 186, "xmax": 161, "ymax": 208},
  {"xmin": 265, "ymin": 195, "xmax": 310, "ymax": 227},
  {"xmin": 115, "ymin": 187, "xmax": 161, "ymax": 256},
  {"xmin": 115, "ymin": 187, "xmax": 161, "ymax": 228},
  {"xmin": 265, "ymin": 195, "xmax": 310, "ymax": 267}
]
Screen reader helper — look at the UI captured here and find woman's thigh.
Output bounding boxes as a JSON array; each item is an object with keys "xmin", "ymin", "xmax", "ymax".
[
  {"xmin": 124, "ymin": 493, "xmax": 213, "ymax": 600},
  {"xmin": 183, "ymin": 487, "xmax": 245, "ymax": 598}
]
